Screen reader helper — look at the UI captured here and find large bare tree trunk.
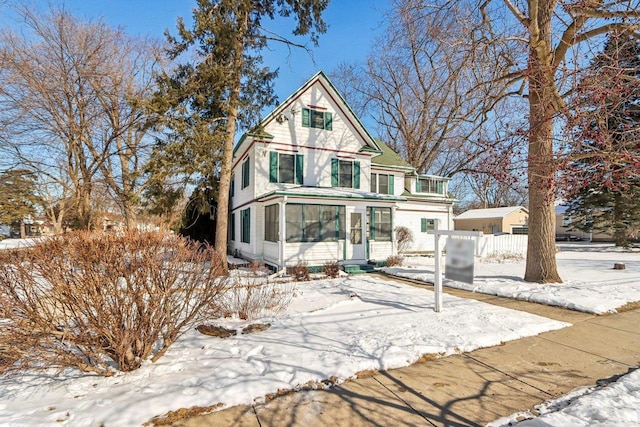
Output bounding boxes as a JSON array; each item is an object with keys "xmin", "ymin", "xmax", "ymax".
[
  {"xmin": 524, "ymin": 0, "xmax": 562, "ymax": 283},
  {"xmin": 214, "ymin": 15, "xmax": 246, "ymax": 267}
]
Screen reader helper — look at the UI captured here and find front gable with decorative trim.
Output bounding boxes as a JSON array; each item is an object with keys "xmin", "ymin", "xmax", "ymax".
[{"xmin": 228, "ymin": 72, "xmax": 454, "ymax": 270}]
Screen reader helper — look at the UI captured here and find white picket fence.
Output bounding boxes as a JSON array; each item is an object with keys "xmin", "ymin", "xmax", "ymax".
[{"xmin": 451, "ymin": 234, "xmax": 528, "ymax": 258}]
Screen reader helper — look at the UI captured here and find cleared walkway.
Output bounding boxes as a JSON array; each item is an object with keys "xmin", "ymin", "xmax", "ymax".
[{"xmin": 173, "ymin": 274, "xmax": 640, "ymax": 427}]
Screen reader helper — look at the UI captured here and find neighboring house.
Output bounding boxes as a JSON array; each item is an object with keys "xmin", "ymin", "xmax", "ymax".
[
  {"xmin": 454, "ymin": 206, "xmax": 529, "ymax": 235},
  {"xmin": 228, "ymin": 71, "xmax": 455, "ymax": 270},
  {"xmin": 555, "ymin": 202, "xmax": 618, "ymax": 241}
]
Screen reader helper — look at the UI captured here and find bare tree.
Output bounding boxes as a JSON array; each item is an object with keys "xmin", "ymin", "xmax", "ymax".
[
  {"xmin": 332, "ymin": 0, "xmax": 516, "ymax": 177},
  {"xmin": 0, "ymin": 5, "xmax": 159, "ymax": 230},
  {"xmin": 346, "ymin": 0, "xmax": 640, "ymax": 283}
]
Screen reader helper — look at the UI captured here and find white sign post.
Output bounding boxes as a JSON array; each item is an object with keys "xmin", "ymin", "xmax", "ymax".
[{"xmin": 428, "ymin": 220, "xmax": 483, "ymax": 312}]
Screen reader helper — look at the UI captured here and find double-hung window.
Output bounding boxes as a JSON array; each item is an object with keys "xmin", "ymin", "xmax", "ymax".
[
  {"xmin": 371, "ymin": 173, "xmax": 394, "ymax": 195},
  {"xmin": 302, "ymin": 107, "xmax": 332, "ymax": 130},
  {"xmin": 331, "ymin": 159, "xmax": 360, "ymax": 189},
  {"xmin": 264, "ymin": 204, "xmax": 279, "ymax": 242},
  {"xmin": 241, "ymin": 158, "xmax": 250, "ymax": 189},
  {"xmin": 269, "ymin": 152, "xmax": 304, "ymax": 184},
  {"xmin": 241, "ymin": 208, "xmax": 250, "ymax": 243}
]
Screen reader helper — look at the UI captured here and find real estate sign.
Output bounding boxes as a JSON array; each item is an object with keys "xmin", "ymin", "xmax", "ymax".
[{"xmin": 445, "ymin": 238, "xmax": 475, "ymax": 284}]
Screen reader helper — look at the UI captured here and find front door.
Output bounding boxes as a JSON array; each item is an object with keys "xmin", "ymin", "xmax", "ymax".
[{"xmin": 347, "ymin": 211, "xmax": 365, "ymax": 260}]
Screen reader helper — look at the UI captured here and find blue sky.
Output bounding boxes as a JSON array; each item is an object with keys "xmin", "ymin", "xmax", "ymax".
[{"xmin": 59, "ymin": 0, "xmax": 391, "ymax": 105}]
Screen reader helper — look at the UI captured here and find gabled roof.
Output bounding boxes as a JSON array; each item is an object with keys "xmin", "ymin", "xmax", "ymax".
[
  {"xmin": 454, "ymin": 206, "xmax": 528, "ymax": 220},
  {"xmin": 371, "ymin": 139, "xmax": 415, "ymax": 170},
  {"xmin": 234, "ymin": 71, "xmax": 382, "ymax": 155}
]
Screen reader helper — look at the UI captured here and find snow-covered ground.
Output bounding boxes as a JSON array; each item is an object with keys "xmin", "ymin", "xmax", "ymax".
[
  {"xmin": 383, "ymin": 242, "xmax": 640, "ymax": 314},
  {"xmin": 0, "ymin": 238, "xmax": 38, "ymax": 250},
  {"xmin": 0, "ymin": 241, "xmax": 638, "ymax": 426},
  {"xmin": 489, "ymin": 367, "xmax": 640, "ymax": 426},
  {"xmin": 0, "ymin": 276, "xmax": 568, "ymax": 426}
]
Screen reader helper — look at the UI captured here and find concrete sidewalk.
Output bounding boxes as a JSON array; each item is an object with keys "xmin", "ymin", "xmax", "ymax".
[{"xmin": 173, "ymin": 276, "xmax": 640, "ymax": 427}]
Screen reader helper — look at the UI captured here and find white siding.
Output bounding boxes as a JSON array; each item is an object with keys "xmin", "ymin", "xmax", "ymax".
[
  {"xmin": 369, "ymin": 241, "xmax": 393, "ymax": 261},
  {"xmin": 284, "ymin": 242, "xmax": 342, "ymax": 267},
  {"xmin": 396, "ymin": 202, "xmax": 451, "ymax": 253}
]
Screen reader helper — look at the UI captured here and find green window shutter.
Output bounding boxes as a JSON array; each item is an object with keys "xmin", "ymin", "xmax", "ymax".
[
  {"xmin": 269, "ymin": 152, "xmax": 278, "ymax": 182},
  {"xmin": 416, "ymin": 179, "xmax": 422, "ymax": 192},
  {"xmin": 437, "ymin": 180, "xmax": 444, "ymax": 194},
  {"xmin": 230, "ymin": 175, "xmax": 235, "ymax": 197},
  {"xmin": 302, "ymin": 108, "xmax": 310, "ymax": 127},
  {"xmin": 331, "ymin": 158, "xmax": 338, "ymax": 187},
  {"xmin": 421, "ymin": 218, "xmax": 427, "ymax": 233},
  {"xmin": 353, "ymin": 161, "xmax": 360, "ymax": 189},
  {"xmin": 295, "ymin": 154, "xmax": 304, "ymax": 185},
  {"xmin": 324, "ymin": 112, "xmax": 332, "ymax": 130},
  {"xmin": 246, "ymin": 209, "xmax": 250, "ymax": 243},
  {"xmin": 230, "ymin": 213, "xmax": 235, "ymax": 241},
  {"xmin": 388, "ymin": 175, "xmax": 394, "ymax": 195}
]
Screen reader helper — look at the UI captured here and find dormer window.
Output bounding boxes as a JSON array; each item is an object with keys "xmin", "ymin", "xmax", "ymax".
[
  {"xmin": 417, "ymin": 177, "xmax": 444, "ymax": 195},
  {"xmin": 302, "ymin": 107, "xmax": 332, "ymax": 130}
]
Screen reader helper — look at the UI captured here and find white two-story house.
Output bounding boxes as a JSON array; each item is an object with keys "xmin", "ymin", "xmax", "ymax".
[{"xmin": 228, "ymin": 71, "xmax": 454, "ymax": 270}]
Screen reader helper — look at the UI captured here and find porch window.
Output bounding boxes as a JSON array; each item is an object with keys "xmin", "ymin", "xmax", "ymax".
[
  {"xmin": 285, "ymin": 204, "xmax": 345, "ymax": 242},
  {"xmin": 302, "ymin": 107, "xmax": 332, "ymax": 130},
  {"xmin": 417, "ymin": 177, "xmax": 444, "ymax": 194},
  {"xmin": 241, "ymin": 208, "xmax": 250, "ymax": 243},
  {"xmin": 331, "ymin": 159, "xmax": 360, "ymax": 189},
  {"xmin": 241, "ymin": 157, "xmax": 250, "ymax": 189},
  {"xmin": 264, "ymin": 204, "xmax": 279, "ymax": 242},
  {"xmin": 269, "ymin": 152, "xmax": 303, "ymax": 184},
  {"xmin": 367, "ymin": 207, "xmax": 392, "ymax": 241}
]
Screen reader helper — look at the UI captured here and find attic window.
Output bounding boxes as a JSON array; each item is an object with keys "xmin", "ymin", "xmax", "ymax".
[{"xmin": 302, "ymin": 108, "xmax": 332, "ymax": 130}]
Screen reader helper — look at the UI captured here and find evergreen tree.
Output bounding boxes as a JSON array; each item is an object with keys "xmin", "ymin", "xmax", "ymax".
[
  {"xmin": 0, "ymin": 169, "xmax": 42, "ymax": 238},
  {"xmin": 149, "ymin": 0, "xmax": 328, "ymax": 261},
  {"xmin": 564, "ymin": 33, "xmax": 640, "ymax": 246}
]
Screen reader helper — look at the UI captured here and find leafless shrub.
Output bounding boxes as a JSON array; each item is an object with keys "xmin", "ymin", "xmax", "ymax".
[
  {"xmin": 290, "ymin": 261, "xmax": 311, "ymax": 282},
  {"xmin": 249, "ymin": 260, "xmax": 266, "ymax": 275},
  {"xmin": 323, "ymin": 260, "xmax": 341, "ymax": 278},
  {"xmin": 386, "ymin": 255, "xmax": 404, "ymax": 267},
  {"xmin": 213, "ymin": 279, "xmax": 294, "ymax": 320},
  {"xmin": 483, "ymin": 251, "xmax": 525, "ymax": 263},
  {"xmin": 0, "ymin": 230, "xmax": 228, "ymax": 376},
  {"xmin": 395, "ymin": 226, "xmax": 414, "ymax": 254}
]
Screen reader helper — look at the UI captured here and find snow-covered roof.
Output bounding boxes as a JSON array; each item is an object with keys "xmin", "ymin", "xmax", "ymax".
[
  {"xmin": 454, "ymin": 206, "xmax": 528, "ymax": 220},
  {"xmin": 257, "ymin": 186, "xmax": 406, "ymax": 202}
]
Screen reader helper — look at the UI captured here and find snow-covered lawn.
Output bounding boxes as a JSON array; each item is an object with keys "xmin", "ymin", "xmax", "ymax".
[
  {"xmin": 0, "ymin": 238, "xmax": 38, "ymax": 250},
  {"xmin": 0, "ymin": 276, "xmax": 568, "ymax": 426},
  {"xmin": 383, "ymin": 242, "xmax": 640, "ymax": 314}
]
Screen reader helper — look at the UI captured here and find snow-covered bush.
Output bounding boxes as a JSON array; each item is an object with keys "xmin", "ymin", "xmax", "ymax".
[{"xmin": 0, "ymin": 230, "xmax": 228, "ymax": 376}]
